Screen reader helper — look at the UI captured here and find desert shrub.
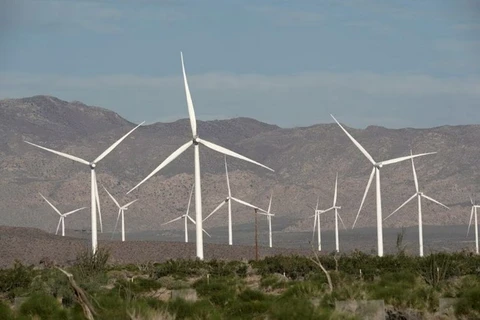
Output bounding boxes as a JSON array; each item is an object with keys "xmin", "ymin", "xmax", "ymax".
[
  {"xmin": 154, "ymin": 259, "xmax": 207, "ymax": 279},
  {"xmin": 167, "ymin": 298, "xmax": 222, "ymax": 320},
  {"xmin": 455, "ymin": 285, "xmax": 480, "ymax": 318},
  {"xmin": 208, "ymin": 259, "xmax": 248, "ymax": 278},
  {"xmin": 252, "ymin": 255, "xmax": 317, "ymax": 279},
  {"xmin": 193, "ymin": 277, "xmax": 237, "ymax": 306},
  {"xmin": 73, "ymin": 247, "xmax": 111, "ymax": 278},
  {"xmin": 0, "ymin": 261, "xmax": 35, "ymax": 296},
  {"xmin": 19, "ymin": 292, "xmax": 68, "ymax": 320},
  {"xmin": 0, "ymin": 300, "xmax": 14, "ymax": 320},
  {"xmin": 260, "ymin": 274, "xmax": 289, "ymax": 290},
  {"xmin": 268, "ymin": 297, "xmax": 319, "ymax": 320},
  {"xmin": 95, "ymin": 290, "xmax": 128, "ymax": 319}
]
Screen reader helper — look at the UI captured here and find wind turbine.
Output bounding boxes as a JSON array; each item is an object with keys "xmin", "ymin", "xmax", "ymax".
[
  {"xmin": 39, "ymin": 193, "xmax": 86, "ymax": 237},
  {"xmin": 161, "ymin": 183, "xmax": 211, "ymax": 242},
  {"xmin": 25, "ymin": 122, "xmax": 144, "ymax": 253},
  {"xmin": 323, "ymin": 173, "xmax": 346, "ymax": 252},
  {"xmin": 127, "ymin": 53, "xmax": 274, "ymax": 260},
  {"xmin": 311, "ymin": 195, "xmax": 332, "ymax": 251},
  {"xmin": 384, "ymin": 152, "xmax": 449, "ymax": 257},
  {"xmin": 266, "ymin": 191, "xmax": 274, "ymax": 248},
  {"xmin": 203, "ymin": 156, "xmax": 272, "ymax": 245},
  {"xmin": 467, "ymin": 195, "xmax": 479, "ymax": 254},
  {"xmin": 103, "ymin": 187, "xmax": 138, "ymax": 242},
  {"xmin": 331, "ymin": 115, "xmax": 435, "ymax": 257}
]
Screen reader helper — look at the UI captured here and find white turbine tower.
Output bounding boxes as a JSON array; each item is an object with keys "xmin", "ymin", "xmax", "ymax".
[
  {"xmin": 467, "ymin": 195, "xmax": 480, "ymax": 254},
  {"xmin": 311, "ymin": 195, "xmax": 332, "ymax": 251},
  {"xmin": 203, "ymin": 156, "xmax": 272, "ymax": 245},
  {"xmin": 331, "ymin": 115, "xmax": 435, "ymax": 257},
  {"xmin": 26, "ymin": 122, "xmax": 144, "ymax": 253},
  {"xmin": 39, "ymin": 193, "xmax": 86, "ymax": 237},
  {"xmin": 384, "ymin": 152, "xmax": 449, "ymax": 257},
  {"xmin": 103, "ymin": 187, "xmax": 138, "ymax": 242},
  {"xmin": 127, "ymin": 53, "xmax": 273, "ymax": 260}
]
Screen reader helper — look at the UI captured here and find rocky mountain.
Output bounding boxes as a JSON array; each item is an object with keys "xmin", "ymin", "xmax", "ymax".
[{"xmin": 0, "ymin": 96, "xmax": 478, "ymax": 236}]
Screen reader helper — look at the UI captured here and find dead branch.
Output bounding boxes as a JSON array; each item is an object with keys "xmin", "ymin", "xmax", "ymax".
[{"xmin": 56, "ymin": 267, "xmax": 96, "ymax": 320}]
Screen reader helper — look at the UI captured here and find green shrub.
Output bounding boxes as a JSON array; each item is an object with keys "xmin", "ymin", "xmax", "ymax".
[
  {"xmin": 19, "ymin": 293, "xmax": 68, "ymax": 320},
  {"xmin": 0, "ymin": 300, "xmax": 14, "ymax": 320},
  {"xmin": 73, "ymin": 247, "xmax": 111, "ymax": 278},
  {"xmin": 455, "ymin": 286, "xmax": 480, "ymax": 318},
  {"xmin": 0, "ymin": 261, "xmax": 35, "ymax": 295}
]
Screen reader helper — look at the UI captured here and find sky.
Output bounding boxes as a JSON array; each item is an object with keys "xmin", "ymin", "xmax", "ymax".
[{"xmin": 0, "ymin": 0, "xmax": 479, "ymax": 129}]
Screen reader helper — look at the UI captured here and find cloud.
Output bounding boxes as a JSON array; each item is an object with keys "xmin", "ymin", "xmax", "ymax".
[
  {"xmin": 0, "ymin": 0, "xmax": 184, "ymax": 34},
  {"xmin": 1, "ymin": 70, "xmax": 479, "ymax": 129},
  {"xmin": 248, "ymin": 5, "xmax": 324, "ymax": 26}
]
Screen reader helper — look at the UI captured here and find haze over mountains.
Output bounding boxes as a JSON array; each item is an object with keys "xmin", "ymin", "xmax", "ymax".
[{"xmin": 0, "ymin": 96, "xmax": 478, "ymax": 237}]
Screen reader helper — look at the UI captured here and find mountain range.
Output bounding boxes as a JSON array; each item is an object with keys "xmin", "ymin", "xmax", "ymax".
[{"xmin": 1, "ymin": 96, "xmax": 478, "ymax": 237}]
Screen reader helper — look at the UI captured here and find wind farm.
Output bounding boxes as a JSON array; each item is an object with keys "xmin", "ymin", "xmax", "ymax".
[{"xmin": 1, "ymin": 1, "xmax": 480, "ymax": 317}]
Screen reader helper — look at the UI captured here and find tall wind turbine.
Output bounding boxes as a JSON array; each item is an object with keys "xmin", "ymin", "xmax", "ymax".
[
  {"xmin": 103, "ymin": 187, "xmax": 138, "ymax": 242},
  {"xmin": 127, "ymin": 53, "xmax": 274, "ymax": 260},
  {"xmin": 331, "ymin": 115, "xmax": 435, "ymax": 257},
  {"xmin": 203, "ymin": 156, "xmax": 272, "ymax": 245},
  {"xmin": 467, "ymin": 195, "xmax": 479, "ymax": 254},
  {"xmin": 39, "ymin": 193, "xmax": 86, "ymax": 237},
  {"xmin": 161, "ymin": 183, "xmax": 211, "ymax": 242},
  {"xmin": 384, "ymin": 152, "xmax": 449, "ymax": 257},
  {"xmin": 26, "ymin": 122, "xmax": 144, "ymax": 253}
]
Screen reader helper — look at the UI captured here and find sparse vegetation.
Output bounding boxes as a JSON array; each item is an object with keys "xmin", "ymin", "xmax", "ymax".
[{"xmin": 0, "ymin": 251, "xmax": 479, "ymax": 319}]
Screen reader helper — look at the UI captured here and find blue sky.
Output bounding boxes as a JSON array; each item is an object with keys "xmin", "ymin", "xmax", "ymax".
[{"xmin": 0, "ymin": 0, "xmax": 479, "ymax": 128}]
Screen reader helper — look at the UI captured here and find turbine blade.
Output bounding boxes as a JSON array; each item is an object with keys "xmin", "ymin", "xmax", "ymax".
[
  {"xmin": 127, "ymin": 140, "xmax": 193, "ymax": 194},
  {"xmin": 225, "ymin": 156, "xmax": 231, "ymax": 197},
  {"xmin": 470, "ymin": 194, "xmax": 474, "ymax": 205},
  {"xmin": 467, "ymin": 206, "xmax": 474, "ymax": 236},
  {"xmin": 380, "ymin": 152, "xmax": 436, "ymax": 166},
  {"xmin": 384, "ymin": 193, "xmax": 417, "ymax": 221},
  {"xmin": 352, "ymin": 167, "xmax": 375, "ymax": 229},
  {"xmin": 315, "ymin": 194, "xmax": 320, "ymax": 211},
  {"xmin": 330, "ymin": 114, "xmax": 375, "ymax": 165},
  {"xmin": 337, "ymin": 212, "xmax": 347, "ymax": 230},
  {"xmin": 55, "ymin": 218, "xmax": 62, "ymax": 235},
  {"xmin": 103, "ymin": 186, "xmax": 121, "ymax": 208},
  {"xmin": 93, "ymin": 121, "xmax": 145, "ymax": 163},
  {"xmin": 25, "ymin": 141, "xmax": 90, "ymax": 165},
  {"xmin": 187, "ymin": 215, "xmax": 197, "ymax": 224},
  {"xmin": 333, "ymin": 173, "xmax": 338, "ymax": 206},
  {"xmin": 202, "ymin": 228, "xmax": 211, "ymax": 238},
  {"xmin": 64, "ymin": 207, "xmax": 87, "ymax": 216},
  {"xmin": 162, "ymin": 216, "xmax": 184, "ymax": 226},
  {"xmin": 198, "ymin": 138, "xmax": 274, "ymax": 172},
  {"xmin": 111, "ymin": 209, "xmax": 121, "ymax": 240},
  {"xmin": 267, "ymin": 191, "xmax": 273, "ymax": 214},
  {"xmin": 312, "ymin": 212, "xmax": 317, "ymax": 241},
  {"xmin": 203, "ymin": 200, "xmax": 226, "ymax": 222},
  {"xmin": 230, "ymin": 197, "xmax": 268, "ymax": 213},
  {"xmin": 186, "ymin": 183, "xmax": 194, "ymax": 217},
  {"xmin": 39, "ymin": 193, "xmax": 62, "ymax": 216},
  {"xmin": 93, "ymin": 171, "xmax": 103, "ymax": 233},
  {"xmin": 422, "ymin": 194, "xmax": 450, "ymax": 210},
  {"xmin": 123, "ymin": 199, "xmax": 138, "ymax": 209},
  {"xmin": 410, "ymin": 150, "xmax": 419, "ymax": 193},
  {"xmin": 180, "ymin": 52, "xmax": 197, "ymax": 137}
]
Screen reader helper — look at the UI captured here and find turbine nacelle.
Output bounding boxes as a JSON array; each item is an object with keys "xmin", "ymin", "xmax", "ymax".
[
  {"xmin": 90, "ymin": 163, "xmax": 96, "ymax": 169},
  {"xmin": 375, "ymin": 163, "xmax": 383, "ymax": 169}
]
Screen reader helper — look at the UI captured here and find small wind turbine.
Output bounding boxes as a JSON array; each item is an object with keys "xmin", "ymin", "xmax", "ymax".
[
  {"xmin": 162, "ymin": 183, "xmax": 211, "ymax": 242},
  {"xmin": 103, "ymin": 187, "xmax": 138, "ymax": 242},
  {"xmin": 467, "ymin": 195, "xmax": 479, "ymax": 254},
  {"xmin": 39, "ymin": 193, "xmax": 86, "ymax": 237},
  {"xmin": 331, "ymin": 114, "xmax": 435, "ymax": 257},
  {"xmin": 127, "ymin": 53, "xmax": 273, "ymax": 260},
  {"xmin": 323, "ymin": 173, "xmax": 346, "ymax": 252},
  {"xmin": 26, "ymin": 122, "xmax": 144, "ymax": 253},
  {"xmin": 266, "ymin": 191, "xmax": 274, "ymax": 248},
  {"xmin": 384, "ymin": 152, "xmax": 449, "ymax": 257},
  {"xmin": 203, "ymin": 156, "xmax": 272, "ymax": 245},
  {"xmin": 311, "ymin": 195, "xmax": 330, "ymax": 251}
]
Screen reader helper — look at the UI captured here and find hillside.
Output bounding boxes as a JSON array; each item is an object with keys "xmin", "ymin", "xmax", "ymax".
[{"xmin": 1, "ymin": 96, "xmax": 479, "ymax": 237}]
